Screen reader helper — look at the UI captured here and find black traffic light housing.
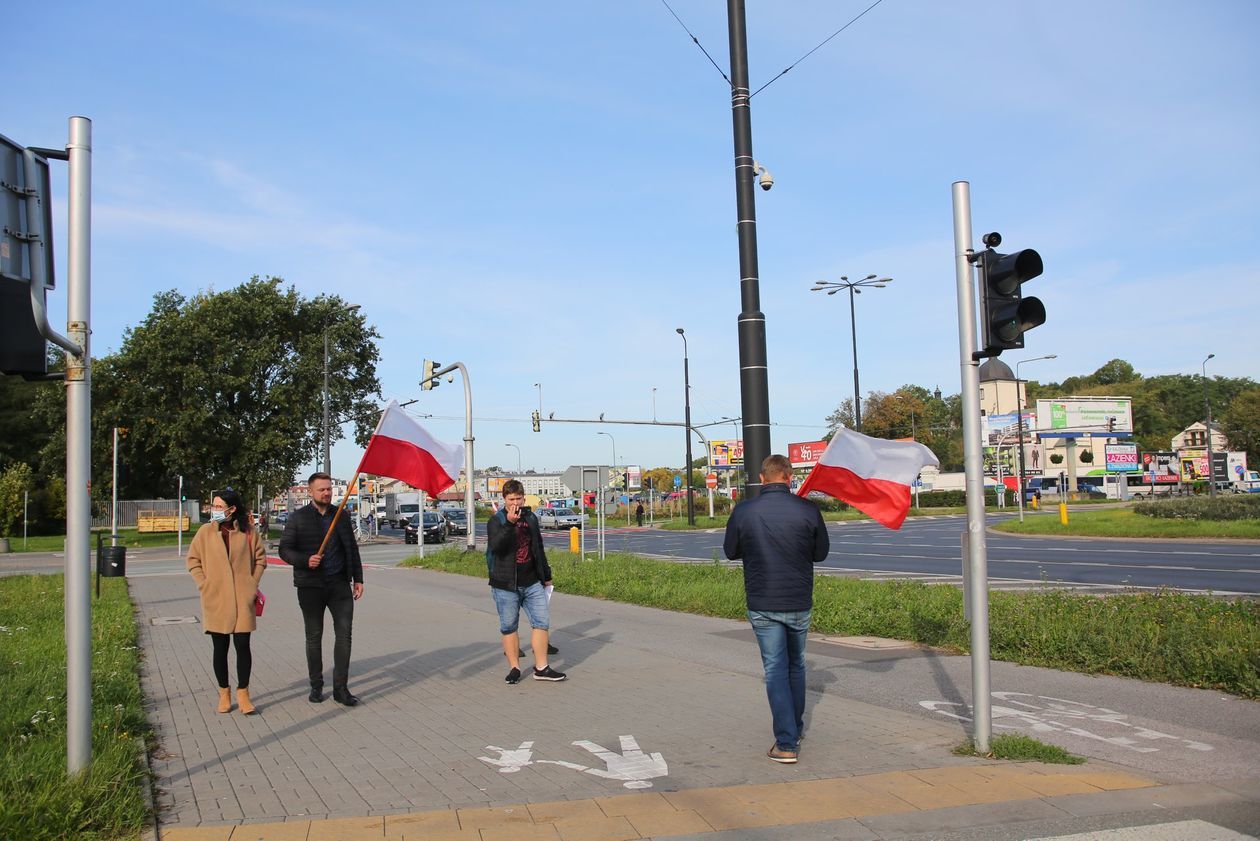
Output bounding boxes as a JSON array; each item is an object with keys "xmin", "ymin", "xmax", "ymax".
[
  {"xmin": 974, "ymin": 232, "xmax": 1044, "ymax": 358},
  {"xmin": 421, "ymin": 359, "xmax": 440, "ymax": 390}
]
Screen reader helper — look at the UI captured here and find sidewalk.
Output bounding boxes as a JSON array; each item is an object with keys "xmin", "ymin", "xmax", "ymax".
[{"xmin": 133, "ymin": 563, "xmax": 1260, "ymax": 840}]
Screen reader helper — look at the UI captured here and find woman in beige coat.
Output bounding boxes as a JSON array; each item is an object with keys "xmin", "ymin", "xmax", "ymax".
[{"xmin": 187, "ymin": 488, "xmax": 266, "ymax": 714}]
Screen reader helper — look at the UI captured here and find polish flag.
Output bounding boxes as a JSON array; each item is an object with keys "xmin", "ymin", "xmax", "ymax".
[
  {"xmin": 357, "ymin": 401, "xmax": 464, "ymax": 496},
  {"xmin": 796, "ymin": 428, "xmax": 939, "ymax": 529}
]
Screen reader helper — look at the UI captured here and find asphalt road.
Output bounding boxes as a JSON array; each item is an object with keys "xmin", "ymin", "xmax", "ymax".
[{"xmin": 4, "ymin": 513, "xmax": 1258, "ymax": 595}]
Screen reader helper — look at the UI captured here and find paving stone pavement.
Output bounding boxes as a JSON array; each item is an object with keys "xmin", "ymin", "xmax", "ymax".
[{"xmin": 135, "ymin": 562, "xmax": 1260, "ymax": 840}]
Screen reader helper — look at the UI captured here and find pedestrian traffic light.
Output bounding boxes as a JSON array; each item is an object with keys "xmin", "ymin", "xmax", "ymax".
[
  {"xmin": 976, "ymin": 232, "xmax": 1044, "ymax": 357},
  {"xmin": 531, "ymin": 410, "xmax": 541, "ymax": 432},
  {"xmin": 421, "ymin": 359, "xmax": 440, "ymax": 390}
]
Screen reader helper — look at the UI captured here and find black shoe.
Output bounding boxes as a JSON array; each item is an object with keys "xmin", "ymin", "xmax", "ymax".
[
  {"xmin": 547, "ymin": 644, "xmax": 559, "ymax": 655},
  {"xmin": 533, "ymin": 665, "xmax": 567, "ymax": 682},
  {"xmin": 332, "ymin": 688, "xmax": 359, "ymax": 706},
  {"xmin": 308, "ymin": 687, "xmax": 325, "ymax": 703},
  {"xmin": 505, "ymin": 667, "xmax": 521, "ymax": 685}
]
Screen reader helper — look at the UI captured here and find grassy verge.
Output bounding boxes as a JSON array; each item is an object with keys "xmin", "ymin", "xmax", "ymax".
[
  {"xmin": 402, "ymin": 546, "xmax": 1260, "ymax": 698},
  {"xmin": 3, "ymin": 525, "xmax": 287, "ymax": 553},
  {"xmin": 993, "ymin": 508, "xmax": 1260, "ymax": 540},
  {"xmin": 954, "ymin": 734, "xmax": 1084, "ymax": 764},
  {"xmin": 0, "ymin": 575, "xmax": 151, "ymax": 840}
]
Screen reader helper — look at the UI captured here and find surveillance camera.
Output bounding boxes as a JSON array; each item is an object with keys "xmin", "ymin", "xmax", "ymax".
[
  {"xmin": 982, "ymin": 231, "xmax": 1002, "ymax": 248},
  {"xmin": 446, "ymin": 374, "xmax": 454, "ymax": 383},
  {"xmin": 759, "ymin": 173, "xmax": 773, "ymax": 191}
]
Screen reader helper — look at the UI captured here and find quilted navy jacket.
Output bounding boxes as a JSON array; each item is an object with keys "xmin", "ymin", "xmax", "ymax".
[{"xmin": 723, "ymin": 483, "xmax": 829, "ymax": 611}]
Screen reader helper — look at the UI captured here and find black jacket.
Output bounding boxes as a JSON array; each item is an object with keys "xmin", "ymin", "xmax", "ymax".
[
  {"xmin": 278, "ymin": 502, "xmax": 364, "ymax": 587},
  {"xmin": 486, "ymin": 508, "xmax": 552, "ymax": 592},
  {"xmin": 723, "ymin": 483, "xmax": 829, "ymax": 611}
]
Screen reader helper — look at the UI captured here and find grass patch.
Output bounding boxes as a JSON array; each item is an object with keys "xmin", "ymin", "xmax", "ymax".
[
  {"xmin": 655, "ymin": 507, "xmax": 986, "ymax": 531},
  {"xmin": 993, "ymin": 508, "xmax": 1260, "ymax": 539},
  {"xmin": 402, "ymin": 546, "xmax": 1260, "ymax": 698},
  {"xmin": 5, "ymin": 526, "xmax": 285, "ymax": 553},
  {"xmin": 954, "ymin": 734, "xmax": 1084, "ymax": 764},
  {"xmin": 0, "ymin": 575, "xmax": 151, "ymax": 840}
]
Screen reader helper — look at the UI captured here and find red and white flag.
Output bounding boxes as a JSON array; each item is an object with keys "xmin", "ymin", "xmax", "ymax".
[
  {"xmin": 357, "ymin": 400, "xmax": 464, "ymax": 496},
  {"xmin": 796, "ymin": 428, "xmax": 939, "ymax": 529}
]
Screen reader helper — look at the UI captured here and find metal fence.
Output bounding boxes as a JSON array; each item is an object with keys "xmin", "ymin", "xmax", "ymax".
[{"xmin": 91, "ymin": 499, "xmax": 200, "ymax": 530}]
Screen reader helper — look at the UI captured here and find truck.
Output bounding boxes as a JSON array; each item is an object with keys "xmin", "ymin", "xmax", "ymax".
[
  {"xmin": 1237, "ymin": 470, "xmax": 1260, "ymax": 493},
  {"xmin": 384, "ymin": 492, "xmax": 421, "ymax": 528}
]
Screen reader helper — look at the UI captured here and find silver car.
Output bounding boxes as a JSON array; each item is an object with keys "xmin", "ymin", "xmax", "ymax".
[{"xmin": 536, "ymin": 507, "xmax": 586, "ymax": 529}]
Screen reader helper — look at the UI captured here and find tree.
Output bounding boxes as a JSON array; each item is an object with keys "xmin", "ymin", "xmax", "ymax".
[
  {"xmin": 32, "ymin": 277, "xmax": 382, "ymax": 503},
  {"xmin": 1093, "ymin": 359, "xmax": 1138, "ymax": 386},
  {"xmin": 0, "ymin": 462, "xmax": 32, "ymax": 537},
  {"xmin": 1221, "ymin": 389, "xmax": 1260, "ymax": 467},
  {"xmin": 824, "ymin": 397, "xmax": 856, "ymax": 433}
]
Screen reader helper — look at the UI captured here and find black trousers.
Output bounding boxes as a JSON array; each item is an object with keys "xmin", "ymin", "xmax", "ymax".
[
  {"xmin": 297, "ymin": 579, "xmax": 354, "ymax": 691},
  {"xmin": 209, "ymin": 632, "xmax": 252, "ymax": 689}
]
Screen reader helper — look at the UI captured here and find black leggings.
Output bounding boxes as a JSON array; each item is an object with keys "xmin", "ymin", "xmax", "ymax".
[{"xmin": 209, "ymin": 632, "xmax": 252, "ymax": 689}]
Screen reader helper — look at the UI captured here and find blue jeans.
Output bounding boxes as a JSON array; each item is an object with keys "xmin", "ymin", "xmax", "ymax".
[
  {"xmin": 748, "ymin": 609, "xmax": 811, "ymax": 751},
  {"xmin": 491, "ymin": 582, "xmax": 549, "ymax": 634}
]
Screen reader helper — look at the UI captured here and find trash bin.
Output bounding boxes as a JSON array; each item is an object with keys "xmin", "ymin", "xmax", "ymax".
[{"xmin": 96, "ymin": 533, "xmax": 127, "ymax": 578}]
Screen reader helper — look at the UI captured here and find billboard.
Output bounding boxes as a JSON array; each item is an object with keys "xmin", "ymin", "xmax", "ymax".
[
  {"xmin": 789, "ymin": 440, "xmax": 829, "ymax": 468},
  {"xmin": 1228, "ymin": 451, "xmax": 1249, "ymax": 483},
  {"xmin": 1179, "ymin": 451, "xmax": 1208, "ymax": 482},
  {"xmin": 983, "ymin": 411, "xmax": 1036, "ymax": 445},
  {"xmin": 1139, "ymin": 451, "xmax": 1180, "ymax": 483},
  {"xmin": 709, "ymin": 439, "xmax": 744, "ymax": 469},
  {"xmin": 1104, "ymin": 443, "xmax": 1139, "ymax": 472},
  {"xmin": 1034, "ymin": 398, "xmax": 1132, "ymax": 437}
]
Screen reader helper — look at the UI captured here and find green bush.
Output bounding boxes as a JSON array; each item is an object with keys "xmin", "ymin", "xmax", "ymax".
[
  {"xmin": 908, "ymin": 489, "xmax": 1003, "ymax": 508},
  {"xmin": 1134, "ymin": 495, "xmax": 1260, "ymax": 521}
]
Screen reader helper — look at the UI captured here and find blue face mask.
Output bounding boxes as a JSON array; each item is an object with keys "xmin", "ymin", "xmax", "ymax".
[{"xmin": 210, "ymin": 510, "xmax": 227, "ymax": 523}]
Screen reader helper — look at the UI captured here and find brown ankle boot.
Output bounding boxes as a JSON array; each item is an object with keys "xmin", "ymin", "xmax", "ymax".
[
  {"xmin": 216, "ymin": 687, "xmax": 232, "ymax": 714},
  {"xmin": 236, "ymin": 687, "xmax": 256, "ymax": 715}
]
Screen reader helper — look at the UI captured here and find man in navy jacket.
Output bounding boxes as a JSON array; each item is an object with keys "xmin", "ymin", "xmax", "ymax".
[{"xmin": 723, "ymin": 454, "xmax": 829, "ymax": 764}]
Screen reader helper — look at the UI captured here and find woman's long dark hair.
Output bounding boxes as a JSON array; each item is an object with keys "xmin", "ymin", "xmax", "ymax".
[{"xmin": 214, "ymin": 488, "xmax": 252, "ymax": 533}]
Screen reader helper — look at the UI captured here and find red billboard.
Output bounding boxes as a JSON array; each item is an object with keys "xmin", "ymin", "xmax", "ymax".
[{"xmin": 789, "ymin": 440, "xmax": 829, "ymax": 468}]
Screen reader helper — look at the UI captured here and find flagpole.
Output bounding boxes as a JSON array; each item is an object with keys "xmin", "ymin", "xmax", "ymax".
[{"xmin": 317, "ymin": 402, "xmax": 389, "ymax": 557}]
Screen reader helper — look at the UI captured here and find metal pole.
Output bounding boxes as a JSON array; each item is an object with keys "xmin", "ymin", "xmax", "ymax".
[
  {"xmin": 1203, "ymin": 354, "xmax": 1215, "ymax": 497},
  {"xmin": 177, "ymin": 475, "xmax": 183, "ymax": 558},
  {"xmin": 64, "ymin": 115, "xmax": 92, "ymax": 774},
  {"xmin": 1015, "ymin": 384, "xmax": 1027, "ymax": 522},
  {"xmin": 849, "ymin": 285, "xmax": 862, "ymax": 431},
  {"xmin": 24, "ymin": 490, "xmax": 29, "ymax": 549},
  {"xmin": 726, "ymin": 0, "xmax": 770, "ymax": 498},
  {"xmin": 111, "ymin": 426, "xmax": 119, "ymax": 547},
  {"xmin": 456, "ymin": 363, "xmax": 477, "ymax": 551},
  {"xmin": 678, "ymin": 330, "xmax": 695, "ymax": 525},
  {"xmin": 506, "ymin": 443, "xmax": 521, "ymax": 474},
  {"xmin": 952, "ymin": 180, "xmax": 991, "ymax": 753},
  {"xmin": 418, "ymin": 490, "xmax": 425, "ymax": 560}
]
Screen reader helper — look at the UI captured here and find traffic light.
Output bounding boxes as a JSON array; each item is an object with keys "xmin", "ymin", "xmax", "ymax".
[
  {"xmin": 976, "ymin": 232, "xmax": 1044, "ymax": 357},
  {"xmin": 421, "ymin": 359, "xmax": 440, "ymax": 390},
  {"xmin": 531, "ymin": 410, "xmax": 541, "ymax": 432}
]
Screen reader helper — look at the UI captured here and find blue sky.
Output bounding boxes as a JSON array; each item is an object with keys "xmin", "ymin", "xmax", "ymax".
[{"xmin": 10, "ymin": 1, "xmax": 1258, "ymax": 480}]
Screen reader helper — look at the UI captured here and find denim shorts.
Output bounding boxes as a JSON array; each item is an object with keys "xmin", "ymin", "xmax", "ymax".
[{"xmin": 491, "ymin": 581, "xmax": 549, "ymax": 634}]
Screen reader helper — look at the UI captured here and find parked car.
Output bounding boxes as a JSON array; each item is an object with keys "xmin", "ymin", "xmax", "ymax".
[
  {"xmin": 536, "ymin": 507, "xmax": 586, "ymax": 530},
  {"xmin": 443, "ymin": 508, "xmax": 469, "ymax": 536},
  {"xmin": 404, "ymin": 511, "xmax": 448, "ymax": 544},
  {"xmin": 275, "ymin": 512, "xmax": 289, "ymax": 525}
]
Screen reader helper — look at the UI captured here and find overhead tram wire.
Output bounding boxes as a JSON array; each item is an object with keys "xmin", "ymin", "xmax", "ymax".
[
  {"xmin": 750, "ymin": 0, "xmax": 888, "ymax": 98},
  {"xmin": 659, "ymin": 0, "xmax": 889, "ymax": 98}
]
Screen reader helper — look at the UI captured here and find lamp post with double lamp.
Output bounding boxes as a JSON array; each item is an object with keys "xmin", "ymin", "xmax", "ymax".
[
  {"xmin": 1015, "ymin": 354, "xmax": 1057, "ymax": 522},
  {"xmin": 809, "ymin": 275, "xmax": 892, "ymax": 431},
  {"xmin": 504, "ymin": 443, "xmax": 522, "ymax": 475},
  {"xmin": 1203, "ymin": 353, "xmax": 1216, "ymax": 498},
  {"xmin": 676, "ymin": 329, "xmax": 695, "ymax": 525},
  {"xmin": 323, "ymin": 303, "xmax": 362, "ymax": 474}
]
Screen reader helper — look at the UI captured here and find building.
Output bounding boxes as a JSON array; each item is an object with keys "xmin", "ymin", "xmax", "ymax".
[{"xmin": 1171, "ymin": 421, "xmax": 1229, "ymax": 453}]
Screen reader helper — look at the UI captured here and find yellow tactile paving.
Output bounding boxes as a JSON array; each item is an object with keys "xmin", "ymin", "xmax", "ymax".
[{"xmin": 165, "ymin": 762, "xmax": 1162, "ymax": 840}]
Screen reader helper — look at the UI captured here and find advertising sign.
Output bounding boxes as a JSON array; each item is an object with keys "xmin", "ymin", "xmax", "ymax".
[
  {"xmin": 709, "ymin": 439, "xmax": 744, "ymax": 469},
  {"xmin": 788, "ymin": 440, "xmax": 829, "ymax": 468},
  {"xmin": 1228, "ymin": 451, "xmax": 1249, "ymax": 484},
  {"xmin": 1104, "ymin": 443, "xmax": 1139, "ymax": 472},
  {"xmin": 1035, "ymin": 398, "xmax": 1133, "ymax": 436},
  {"xmin": 1179, "ymin": 450, "xmax": 1208, "ymax": 482},
  {"xmin": 983, "ymin": 411, "xmax": 1036, "ymax": 445},
  {"xmin": 1139, "ymin": 451, "xmax": 1180, "ymax": 483}
]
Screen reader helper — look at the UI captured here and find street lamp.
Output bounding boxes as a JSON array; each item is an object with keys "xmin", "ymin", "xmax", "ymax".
[
  {"xmin": 533, "ymin": 382, "xmax": 542, "ymax": 417},
  {"xmin": 323, "ymin": 303, "xmax": 362, "ymax": 474},
  {"xmin": 1015, "ymin": 354, "xmax": 1057, "ymax": 522},
  {"xmin": 652, "ymin": 387, "xmax": 657, "ymax": 423},
  {"xmin": 505, "ymin": 443, "xmax": 522, "ymax": 474},
  {"xmin": 809, "ymin": 275, "xmax": 892, "ymax": 431},
  {"xmin": 596, "ymin": 431, "xmax": 617, "ymax": 468},
  {"xmin": 676, "ymin": 328, "xmax": 695, "ymax": 526},
  {"xmin": 1203, "ymin": 353, "xmax": 1216, "ymax": 498}
]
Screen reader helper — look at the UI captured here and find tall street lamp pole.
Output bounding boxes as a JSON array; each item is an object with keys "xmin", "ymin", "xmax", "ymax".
[
  {"xmin": 1203, "ymin": 353, "xmax": 1216, "ymax": 498},
  {"xmin": 597, "ymin": 431, "xmax": 617, "ymax": 469},
  {"xmin": 533, "ymin": 382, "xmax": 542, "ymax": 418},
  {"xmin": 323, "ymin": 303, "xmax": 361, "ymax": 474},
  {"xmin": 505, "ymin": 443, "xmax": 522, "ymax": 475},
  {"xmin": 1015, "ymin": 354, "xmax": 1057, "ymax": 522},
  {"xmin": 810, "ymin": 275, "xmax": 892, "ymax": 431},
  {"xmin": 676, "ymin": 328, "xmax": 695, "ymax": 526}
]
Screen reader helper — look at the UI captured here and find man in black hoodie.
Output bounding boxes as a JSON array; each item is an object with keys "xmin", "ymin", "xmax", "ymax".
[{"xmin": 723, "ymin": 454, "xmax": 829, "ymax": 764}]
